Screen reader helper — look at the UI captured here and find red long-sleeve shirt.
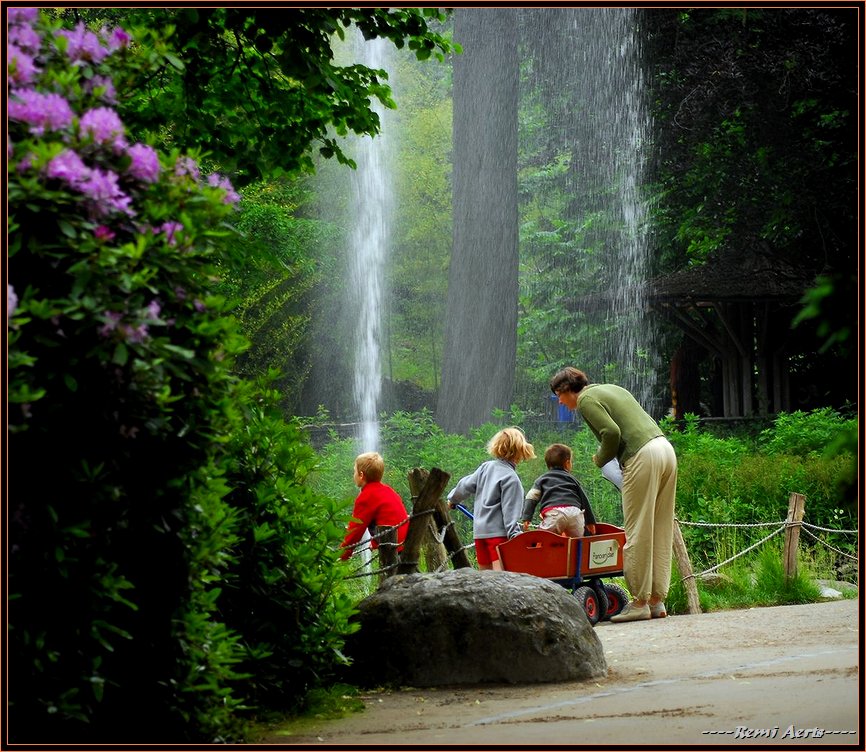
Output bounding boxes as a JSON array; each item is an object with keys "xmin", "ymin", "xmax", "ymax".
[{"xmin": 339, "ymin": 481, "xmax": 409, "ymax": 560}]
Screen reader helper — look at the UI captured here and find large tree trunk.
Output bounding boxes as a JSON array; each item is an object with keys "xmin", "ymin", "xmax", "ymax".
[{"xmin": 437, "ymin": 8, "xmax": 519, "ymax": 434}]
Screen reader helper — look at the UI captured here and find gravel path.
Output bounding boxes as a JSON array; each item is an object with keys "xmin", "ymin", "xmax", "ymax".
[{"xmin": 259, "ymin": 598, "xmax": 859, "ymax": 747}]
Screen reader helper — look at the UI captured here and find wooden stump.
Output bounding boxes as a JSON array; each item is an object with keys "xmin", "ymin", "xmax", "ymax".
[
  {"xmin": 783, "ymin": 492, "xmax": 806, "ymax": 581},
  {"xmin": 399, "ymin": 467, "xmax": 471, "ymax": 574},
  {"xmin": 672, "ymin": 518, "xmax": 702, "ymax": 614},
  {"xmin": 407, "ymin": 468, "xmax": 448, "ymax": 572}
]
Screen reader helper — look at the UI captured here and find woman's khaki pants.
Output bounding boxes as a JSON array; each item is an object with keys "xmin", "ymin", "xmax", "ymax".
[{"xmin": 620, "ymin": 436, "xmax": 678, "ymax": 602}]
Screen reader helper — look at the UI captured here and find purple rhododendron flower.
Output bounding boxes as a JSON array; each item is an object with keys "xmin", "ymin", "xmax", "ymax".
[
  {"xmin": 160, "ymin": 221, "xmax": 184, "ymax": 246},
  {"xmin": 15, "ymin": 153, "xmax": 34, "ymax": 172},
  {"xmin": 7, "ymin": 44, "xmax": 38, "ymax": 85},
  {"xmin": 7, "ymin": 284, "xmax": 18, "ymax": 320},
  {"xmin": 83, "ymin": 75, "xmax": 117, "ymax": 104},
  {"xmin": 100, "ymin": 26, "xmax": 130, "ymax": 52},
  {"xmin": 99, "ymin": 310, "xmax": 123, "ymax": 337},
  {"xmin": 7, "ymin": 8, "xmax": 39, "ymax": 25},
  {"xmin": 174, "ymin": 155, "xmax": 200, "ymax": 182},
  {"xmin": 79, "ymin": 107, "xmax": 127, "ymax": 151},
  {"xmin": 46, "ymin": 148, "xmax": 91, "ymax": 188},
  {"xmin": 8, "ymin": 88, "xmax": 74, "ymax": 135},
  {"xmin": 8, "ymin": 22, "xmax": 42, "ymax": 54},
  {"xmin": 144, "ymin": 300, "xmax": 161, "ymax": 320},
  {"xmin": 78, "ymin": 167, "xmax": 134, "ymax": 217},
  {"xmin": 206, "ymin": 172, "xmax": 241, "ymax": 206},
  {"xmin": 94, "ymin": 225, "xmax": 116, "ymax": 242},
  {"xmin": 121, "ymin": 323, "xmax": 149, "ymax": 343},
  {"xmin": 126, "ymin": 143, "xmax": 160, "ymax": 183},
  {"xmin": 56, "ymin": 22, "xmax": 109, "ymax": 65}
]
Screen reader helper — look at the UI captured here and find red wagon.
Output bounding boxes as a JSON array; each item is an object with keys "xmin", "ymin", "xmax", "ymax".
[{"xmin": 496, "ymin": 523, "xmax": 630, "ymax": 625}]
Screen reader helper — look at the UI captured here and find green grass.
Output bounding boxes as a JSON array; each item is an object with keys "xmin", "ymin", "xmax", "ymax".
[
  {"xmin": 249, "ymin": 683, "xmax": 366, "ymax": 741},
  {"xmin": 664, "ymin": 541, "xmax": 839, "ymax": 615}
]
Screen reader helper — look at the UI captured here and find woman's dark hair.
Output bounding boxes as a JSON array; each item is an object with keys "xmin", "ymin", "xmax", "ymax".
[{"xmin": 549, "ymin": 367, "xmax": 590, "ymax": 395}]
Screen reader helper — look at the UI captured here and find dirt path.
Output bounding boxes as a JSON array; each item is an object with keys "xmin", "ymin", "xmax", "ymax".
[{"xmin": 260, "ymin": 598, "xmax": 859, "ymax": 747}]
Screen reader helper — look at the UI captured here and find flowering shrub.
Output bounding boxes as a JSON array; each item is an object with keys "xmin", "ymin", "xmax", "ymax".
[{"xmin": 7, "ymin": 8, "xmax": 249, "ymax": 741}]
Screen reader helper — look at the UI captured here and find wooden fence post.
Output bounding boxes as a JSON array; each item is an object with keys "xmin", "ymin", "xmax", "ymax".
[
  {"xmin": 376, "ymin": 525, "xmax": 398, "ymax": 585},
  {"xmin": 672, "ymin": 518, "xmax": 702, "ymax": 614},
  {"xmin": 783, "ymin": 492, "xmax": 806, "ymax": 581},
  {"xmin": 399, "ymin": 467, "xmax": 471, "ymax": 574},
  {"xmin": 413, "ymin": 468, "xmax": 472, "ymax": 571},
  {"xmin": 407, "ymin": 468, "xmax": 448, "ymax": 572}
]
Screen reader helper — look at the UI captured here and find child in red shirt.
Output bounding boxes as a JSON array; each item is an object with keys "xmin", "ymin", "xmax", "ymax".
[{"xmin": 339, "ymin": 452, "xmax": 409, "ymax": 560}]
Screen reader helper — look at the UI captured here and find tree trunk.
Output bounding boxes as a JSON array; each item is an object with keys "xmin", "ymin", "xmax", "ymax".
[{"xmin": 437, "ymin": 8, "xmax": 519, "ymax": 434}]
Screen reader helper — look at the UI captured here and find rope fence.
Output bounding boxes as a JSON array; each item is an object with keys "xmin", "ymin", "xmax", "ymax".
[{"xmin": 676, "ymin": 514, "xmax": 859, "ymax": 579}]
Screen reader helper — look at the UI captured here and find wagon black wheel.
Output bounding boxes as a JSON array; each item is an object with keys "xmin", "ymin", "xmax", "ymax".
[
  {"xmin": 604, "ymin": 583, "xmax": 630, "ymax": 618},
  {"xmin": 591, "ymin": 580, "xmax": 609, "ymax": 620},
  {"xmin": 574, "ymin": 586, "xmax": 601, "ymax": 626}
]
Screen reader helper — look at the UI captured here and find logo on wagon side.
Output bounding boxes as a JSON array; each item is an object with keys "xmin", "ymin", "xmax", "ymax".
[{"xmin": 588, "ymin": 539, "xmax": 619, "ymax": 569}]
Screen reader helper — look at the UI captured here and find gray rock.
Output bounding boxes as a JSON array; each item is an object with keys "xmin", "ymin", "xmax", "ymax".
[
  {"xmin": 815, "ymin": 579, "xmax": 858, "ymax": 599},
  {"xmin": 344, "ymin": 568, "xmax": 607, "ymax": 687},
  {"xmin": 698, "ymin": 571, "xmax": 735, "ymax": 588}
]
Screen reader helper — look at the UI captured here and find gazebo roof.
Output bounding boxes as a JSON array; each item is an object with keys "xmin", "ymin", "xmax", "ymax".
[{"xmin": 647, "ymin": 246, "xmax": 817, "ymax": 305}]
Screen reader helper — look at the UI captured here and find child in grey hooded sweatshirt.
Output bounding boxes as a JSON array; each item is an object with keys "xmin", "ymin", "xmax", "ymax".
[{"xmin": 447, "ymin": 427, "xmax": 536, "ymax": 571}]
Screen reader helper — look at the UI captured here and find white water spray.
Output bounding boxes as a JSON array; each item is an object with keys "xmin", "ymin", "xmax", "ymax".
[{"xmin": 349, "ymin": 37, "xmax": 393, "ymax": 453}]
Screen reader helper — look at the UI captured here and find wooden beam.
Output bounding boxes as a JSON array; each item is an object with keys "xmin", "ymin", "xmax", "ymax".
[
  {"xmin": 660, "ymin": 302, "xmax": 724, "ymax": 357},
  {"xmin": 739, "ymin": 304, "xmax": 753, "ymax": 417},
  {"xmin": 715, "ymin": 302, "xmax": 748, "ymax": 358}
]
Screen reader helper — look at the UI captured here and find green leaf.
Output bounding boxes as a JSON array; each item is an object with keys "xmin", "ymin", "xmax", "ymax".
[
  {"xmin": 112, "ymin": 342, "xmax": 129, "ymax": 366},
  {"xmin": 58, "ymin": 220, "xmax": 77, "ymax": 239},
  {"xmin": 164, "ymin": 52, "xmax": 185, "ymax": 71}
]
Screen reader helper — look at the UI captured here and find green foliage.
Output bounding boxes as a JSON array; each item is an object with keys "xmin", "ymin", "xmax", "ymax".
[
  {"xmin": 8, "ymin": 10, "xmax": 364, "ymax": 742},
  {"xmin": 222, "ymin": 180, "xmax": 340, "ymax": 412},
  {"xmin": 645, "ymin": 9, "xmax": 856, "ymax": 271},
  {"xmin": 668, "ymin": 409, "xmax": 856, "ymax": 573},
  {"xmin": 8, "ymin": 10, "xmax": 249, "ymax": 740},
  {"xmin": 665, "ymin": 545, "xmax": 822, "ymax": 615},
  {"xmin": 111, "ymin": 8, "xmax": 458, "ymax": 184},
  {"xmin": 219, "ymin": 381, "xmax": 358, "ymax": 714},
  {"xmin": 387, "ymin": 53, "xmax": 453, "ymax": 390},
  {"xmin": 758, "ymin": 407, "xmax": 857, "ymax": 458}
]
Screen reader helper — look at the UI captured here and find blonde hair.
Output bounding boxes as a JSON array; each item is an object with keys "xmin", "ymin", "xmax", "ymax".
[
  {"xmin": 354, "ymin": 451, "xmax": 384, "ymax": 483},
  {"xmin": 487, "ymin": 427, "xmax": 536, "ymax": 464}
]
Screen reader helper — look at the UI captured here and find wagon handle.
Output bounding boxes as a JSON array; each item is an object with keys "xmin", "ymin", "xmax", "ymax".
[{"xmin": 452, "ymin": 503, "xmax": 474, "ymax": 520}]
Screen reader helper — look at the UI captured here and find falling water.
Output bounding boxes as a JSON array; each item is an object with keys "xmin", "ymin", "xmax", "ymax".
[
  {"xmin": 349, "ymin": 36, "xmax": 394, "ymax": 452},
  {"xmin": 521, "ymin": 8, "xmax": 659, "ymax": 414}
]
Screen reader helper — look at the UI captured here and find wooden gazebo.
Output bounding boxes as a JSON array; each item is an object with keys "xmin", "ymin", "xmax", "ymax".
[{"xmin": 646, "ymin": 246, "xmax": 817, "ymax": 418}]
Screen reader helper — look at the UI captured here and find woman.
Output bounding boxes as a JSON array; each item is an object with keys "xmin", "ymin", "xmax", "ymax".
[{"xmin": 550, "ymin": 367, "xmax": 678, "ymax": 622}]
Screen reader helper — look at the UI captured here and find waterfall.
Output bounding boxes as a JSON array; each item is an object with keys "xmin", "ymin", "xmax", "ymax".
[
  {"xmin": 520, "ymin": 8, "xmax": 659, "ymax": 415},
  {"xmin": 349, "ymin": 36, "xmax": 394, "ymax": 453},
  {"xmin": 570, "ymin": 7, "xmax": 657, "ymax": 412}
]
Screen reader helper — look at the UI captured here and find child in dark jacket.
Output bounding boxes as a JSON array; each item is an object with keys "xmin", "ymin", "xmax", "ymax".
[{"xmin": 522, "ymin": 443, "xmax": 597, "ymax": 537}]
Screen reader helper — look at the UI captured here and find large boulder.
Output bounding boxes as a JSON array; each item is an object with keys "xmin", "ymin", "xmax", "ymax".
[{"xmin": 344, "ymin": 568, "xmax": 606, "ymax": 686}]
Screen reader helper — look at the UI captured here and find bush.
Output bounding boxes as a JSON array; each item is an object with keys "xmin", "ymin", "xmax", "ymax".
[
  {"xmin": 219, "ymin": 380, "xmax": 358, "ymax": 715},
  {"xmin": 758, "ymin": 407, "xmax": 857, "ymax": 458},
  {"xmin": 8, "ymin": 10, "xmax": 251, "ymax": 741}
]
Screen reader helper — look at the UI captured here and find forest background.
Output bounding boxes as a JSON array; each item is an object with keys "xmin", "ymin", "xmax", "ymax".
[{"xmin": 6, "ymin": 6, "xmax": 859, "ymax": 744}]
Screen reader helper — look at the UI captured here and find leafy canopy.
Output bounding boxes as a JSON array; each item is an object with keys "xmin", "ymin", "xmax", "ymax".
[{"xmin": 100, "ymin": 7, "xmax": 458, "ymax": 184}]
